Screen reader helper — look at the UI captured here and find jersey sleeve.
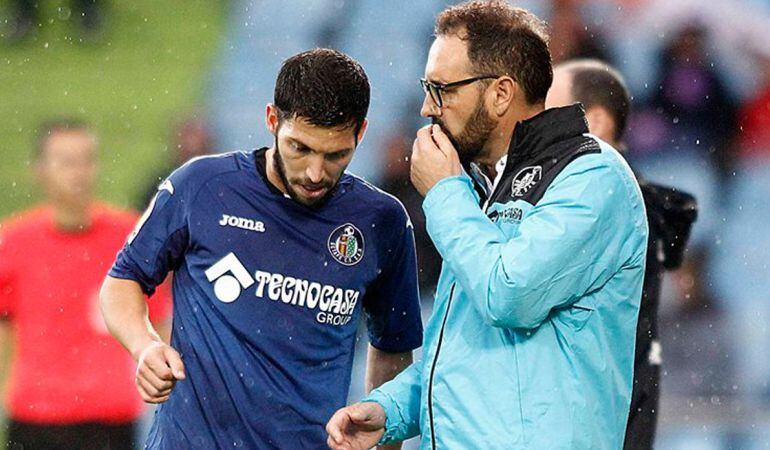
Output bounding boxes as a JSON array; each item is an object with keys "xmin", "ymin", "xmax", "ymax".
[
  {"xmin": 0, "ymin": 230, "xmax": 16, "ymax": 318},
  {"xmin": 362, "ymin": 202, "xmax": 423, "ymax": 353},
  {"xmin": 108, "ymin": 165, "xmax": 195, "ymax": 296}
]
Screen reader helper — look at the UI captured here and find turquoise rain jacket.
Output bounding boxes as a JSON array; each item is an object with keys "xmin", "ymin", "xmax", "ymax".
[{"xmin": 365, "ymin": 105, "xmax": 648, "ymax": 449}]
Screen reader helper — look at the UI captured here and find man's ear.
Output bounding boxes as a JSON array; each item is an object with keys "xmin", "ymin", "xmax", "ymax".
[
  {"xmin": 490, "ymin": 76, "xmax": 518, "ymax": 117},
  {"xmin": 265, "ymin": 104, "xmax": 279, "ymax": 135},
  {"xmin": 584, "ymin": 106, "xmax": 616, "ymax": 144},
  {"xmin": 355, "ymin": 119, "xmax": 369, "ymax": 146}
]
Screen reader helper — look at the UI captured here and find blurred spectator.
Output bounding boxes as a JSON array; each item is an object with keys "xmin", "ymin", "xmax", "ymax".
[
  {"xmin": 379, "ymin": 130, "xmax": 442, "ymax": 297},
  {"xmin": 548, "ymin": 0, "xmax": 611, "ymax": 63},
  {"xmin": 625, "ymin": 23, "xmax": 733, "ymax": 263},
  {"xmin": 649, "ymin": 24, "xmax": 737, "ymax": 177},
  {"xmin": 0, "ymin": 120, "xmax": 171, "ymax": 449},
  {"xmin": 5, "ymin": 0, "xmax": 104, "ymax": 42},
  {"xmin": 708, "ymin": 44, "xmax": 770, "ymax": 411},
  {"xmin": 136, "ymin": 116, "xmax": 214, "ymax": 210}
]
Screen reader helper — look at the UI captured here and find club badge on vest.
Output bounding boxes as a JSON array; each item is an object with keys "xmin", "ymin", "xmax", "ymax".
[
  {"xmin": 512, "ymin": 166, "xmax": 542, "ymax": 197},
  {"xmin": 328, "ymin": 223, "xmax": 364, "ymax": 266}
]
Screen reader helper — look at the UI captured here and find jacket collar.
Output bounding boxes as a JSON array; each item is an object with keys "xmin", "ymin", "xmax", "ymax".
[{"xmin": 507, "ymin": 104, "xmax": 589, "ymax": 163}]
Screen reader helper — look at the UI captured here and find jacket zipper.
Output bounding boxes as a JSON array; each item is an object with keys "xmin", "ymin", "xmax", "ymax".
[
  {"xmin": 426, "ymin": 164, "xmax": 507, "ymax": 447},
  {"xmin": 427, "ymin": 283, "xmax": 456, "ymax": 449}
]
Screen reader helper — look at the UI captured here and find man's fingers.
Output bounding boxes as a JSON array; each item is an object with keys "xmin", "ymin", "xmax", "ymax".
[
  {"xmin": 138, "ymin": 366, "xmax": 175, "ymax": 392},
  {"xmin": 416, "ymin": 126, "xmax": 445, "ymax": 156},
  {"xmin": 430, "ymin": 124, "xmax": 457, "ymax": 157},
  {"xmin": 153, "ymin": 394, "xmax": 171, "ymax": 403},
  {"xmin": 142, "ymin": 353, "xmax": 175, "ymax": 381},
  {"xmin": 349, "ymin": 405, "xmax": 373, "ymax": 423},
  {"xmin": 136, "ymin": 376, "xmax": 172, "ymax": 404},
  {"xmin": 416, "ymin": 125, "xmax": 432, "ymax": 142},
  {"xmin": 144, "ymin": 394, "xmax": 170, "ymax": 405},
  {"xmin": 136, "ymin": 375, "xmax": 166, "ymax": 399},
  {"xmin": 349, "ymin": 403, "xmax": 386, "ymax": 431},
  {"xmin": 326, "ymin": 409, "xmax": 348, "ymax": 445},
  {"xmin": 162, "ymin": 346, "xmax": 186, "ymax": 380},
  {"xmin": 326, "ymin": 435, "xmax": 350, "ymax": 450},
  {"xmin": 134, "ymin": 343, "xmax": 184, "ymax": 404},
  {"xmin": 136, "ymin": 342, "xmax": 177, "ymax": 380}
]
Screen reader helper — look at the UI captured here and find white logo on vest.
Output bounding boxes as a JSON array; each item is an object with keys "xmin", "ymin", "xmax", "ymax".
[{"xmin": 511, "ymin": 166, "xmax": 542, "ymax": 197}]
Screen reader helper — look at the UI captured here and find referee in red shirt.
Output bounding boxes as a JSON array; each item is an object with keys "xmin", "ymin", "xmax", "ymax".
[{"xmin": 0, "ymin": 120, "xmax": 171, "ymax": 449}]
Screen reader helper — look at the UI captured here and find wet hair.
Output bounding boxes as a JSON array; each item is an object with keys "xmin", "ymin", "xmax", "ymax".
[
  {"xmin": 558, "ymin": 59, "xmax": 630, "ymax": 141},
  {"xmin": 274, "ymin": 48, "xmax": 370, "ymax": 134},
  {"xmin": 435, "ymin": 0, "xmax": 553, "ymax": 104}
]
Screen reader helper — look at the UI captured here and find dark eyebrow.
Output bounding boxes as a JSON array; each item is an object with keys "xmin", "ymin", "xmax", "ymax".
[{"xmin": 289, "ymin": 137, "xmax": 353, "ymax": 155}]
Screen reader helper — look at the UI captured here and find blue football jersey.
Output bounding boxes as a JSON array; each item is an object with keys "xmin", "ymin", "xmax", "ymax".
[{"xmin": 109, "ymin": 148, "xmax": 423, "ymax": 449}]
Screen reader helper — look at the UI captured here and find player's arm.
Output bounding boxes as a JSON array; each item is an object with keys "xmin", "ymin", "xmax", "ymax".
[
  {"xmin": 365, "ymin": 345, "xmax": 412, "ymax": 394},
  {"xmin": 100, "ymin": 276, "xmax": 184, "ymax": 404},
  {"xmin": 365, "ymin": 345, "xmax": 413, "ymax": 450},
  {"xmin": 100, "ymin": 276, "xmax": 163, "ymax": 359},
  {"xmin": 102, "ymin": 165, "xmax": 195, "ymax": 403}
]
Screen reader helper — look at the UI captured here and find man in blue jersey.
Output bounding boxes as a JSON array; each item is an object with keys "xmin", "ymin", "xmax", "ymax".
[{"xmin": 100, "ymin": 48, "xmax": 423, "ymax": 449}]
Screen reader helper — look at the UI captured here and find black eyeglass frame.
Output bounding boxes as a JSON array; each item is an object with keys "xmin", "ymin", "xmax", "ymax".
[{"xmin": 420, "ymin": 75, "xmax": 500, "ymax": 108}]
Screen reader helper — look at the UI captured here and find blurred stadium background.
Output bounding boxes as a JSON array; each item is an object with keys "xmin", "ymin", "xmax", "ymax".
[{"xmin": 2, "ymin": 0, "xmax": 770, "ymax": 448}]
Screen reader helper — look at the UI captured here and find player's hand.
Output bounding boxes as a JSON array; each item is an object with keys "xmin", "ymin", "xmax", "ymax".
[
  {"xmin": 410, "ymin": 124, "xmax": 462, "ymax": 197},
  {"xmin": 326, "ymin": 402, "xmax": 387, "ymax": 450},
  {"xmin": 134, "ymin": 341, "xmax": 186, "ymax": 404}
]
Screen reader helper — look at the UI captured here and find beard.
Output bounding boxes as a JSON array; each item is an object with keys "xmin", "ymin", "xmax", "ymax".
[
  {"xmin": 432, "ymin": 97, "xmax": 497, "ymax": 167},
  {"xmin": 272, "ymin": 137, "xmax": 336, "ymax": 209}
]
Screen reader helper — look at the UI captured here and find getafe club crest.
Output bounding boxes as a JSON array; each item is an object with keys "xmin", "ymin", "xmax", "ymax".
[
  {"xmin": 511, "ymin": 165, "xmax": 542, "ymax": 197},
  {"xmin": 328, "ymin": 223, "xmax": 365, "ymax": 266}
]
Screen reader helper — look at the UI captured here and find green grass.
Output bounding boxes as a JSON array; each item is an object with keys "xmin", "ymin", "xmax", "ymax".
[{"xmin": 0, "ymin": 0, "xmax": 226, "ymax": 217}]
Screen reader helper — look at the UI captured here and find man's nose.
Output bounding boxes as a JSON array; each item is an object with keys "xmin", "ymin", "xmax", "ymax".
[
  {"xmin": 421, "ymin": 93, "xmax": 440, "ymax": 119},
  {"xmin": 305, "ymin": 155, "xmax": 325, "ymax": 184}
]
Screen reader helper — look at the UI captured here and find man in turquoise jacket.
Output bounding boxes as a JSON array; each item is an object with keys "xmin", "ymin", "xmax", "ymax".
[{"xmin": 327, "ymin": 2, "xmax": 648, "ymax": 449}]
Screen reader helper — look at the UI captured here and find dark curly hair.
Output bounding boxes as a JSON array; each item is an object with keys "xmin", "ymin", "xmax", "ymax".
[
  {"xmin": 274, "ymin": 48, "xmax": 370, "ymax": 134},
  {"xmin": 436, "ymin": 0, "xmax": 553, "ymax": 105}
]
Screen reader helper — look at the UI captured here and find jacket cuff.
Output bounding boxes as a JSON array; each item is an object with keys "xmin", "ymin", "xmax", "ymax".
[{"xmin": 362, "ymin": 391, "xmax": 409, "ymax": 445}]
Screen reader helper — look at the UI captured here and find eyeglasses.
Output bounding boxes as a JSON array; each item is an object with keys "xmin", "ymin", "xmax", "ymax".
[{"xmin": 420, "ymin": 75, "xmax": 499, "ymax": 108}]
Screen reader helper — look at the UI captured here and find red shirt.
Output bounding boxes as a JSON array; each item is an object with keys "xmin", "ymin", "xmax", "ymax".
[{"xmin": 0, "ymin": 203, "xmax": 172, "ymax": 424}]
